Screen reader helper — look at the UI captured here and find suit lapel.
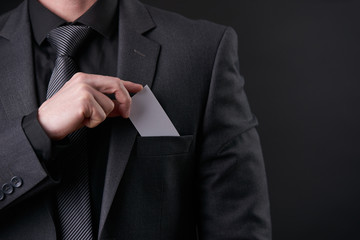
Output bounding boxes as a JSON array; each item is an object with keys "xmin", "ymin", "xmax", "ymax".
[
  {"xmin": 98, "ymin": 0, "xmax": 160, "ymax": 237},
  {"xmin": 0, "ymin": 0, "xmax": 38, "ymax": 120}
]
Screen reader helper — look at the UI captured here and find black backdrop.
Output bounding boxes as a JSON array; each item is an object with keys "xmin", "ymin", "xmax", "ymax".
[{"xmin": 1, "ymin": 1, "xmax": 360, "ymax": 239}]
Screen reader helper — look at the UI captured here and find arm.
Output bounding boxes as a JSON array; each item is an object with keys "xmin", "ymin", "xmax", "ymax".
[
  {"xmin": 0, "ymin": 73, "xmax": 142, "ymax": 212},
  {"xmin": 197, "ymin": 27, "xmax": 272, "ymax": 240},
  {"xmin": 0, "ymin": 116, "xmax": 52, "ymax": 211}
]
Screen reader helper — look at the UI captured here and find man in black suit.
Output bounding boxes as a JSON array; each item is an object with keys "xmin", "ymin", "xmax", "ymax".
[{"xmin": 0, "ymin": 0, "xmax": 272, "ymax": 239}]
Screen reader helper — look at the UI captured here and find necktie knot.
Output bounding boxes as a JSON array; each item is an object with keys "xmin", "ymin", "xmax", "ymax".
[
  {"xmin": 47, "ymin": 25, "xmax": 92, "ymax": 57},
  {"xmin": 46, "ymin": 25, "xmax": 91, "ymax": 99}
]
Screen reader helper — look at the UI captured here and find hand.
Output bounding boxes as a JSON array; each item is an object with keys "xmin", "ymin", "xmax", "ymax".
[{"xmin": 38, "ymin": 73, "xmax": 143, "ymax": 140}]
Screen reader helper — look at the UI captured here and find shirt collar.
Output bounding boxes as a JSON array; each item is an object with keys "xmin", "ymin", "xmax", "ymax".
[{"xmin": 29, "ymin": 0, "xmax": 118, "ymax": 45}]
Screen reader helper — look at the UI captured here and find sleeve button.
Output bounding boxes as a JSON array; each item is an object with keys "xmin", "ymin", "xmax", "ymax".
[
  {"xmin": 2, "ymin": 183, "xmax": 14, "ymax": 195},
  {"xmin": 11, "ymin": 176, "xmax": 23, "ymax": 188}
]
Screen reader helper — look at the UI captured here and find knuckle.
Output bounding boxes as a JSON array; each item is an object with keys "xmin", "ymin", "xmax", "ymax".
[
  {"xmin": 90, "ymin": 112, "xmax": 106, "ymax": 128},
  {"xmin": 126, "ymin": 97, "xmax": 132, "ymax": 105},
  {"xmin": 76, "ymin": 83, "xmax": 91, "ymax": 95},
  {"xmin": 73, "ymin": 72, "xmax": 85, "ymax": 82},
  {"xmin": 81, "ymin": 89, "xmax": 92, "ymax": 98},
  {"xmin": 119, "ymin": 95, "xmax": 131, "ymax": 105},
  {"xmin": 115, "ymin": 77, "xmax": 122, "ymax": 83},
  {"xmin": 100, "ymin": 111, "xmax": 107, "ymax": 121},
  {"xmin": 116, "ymin": 81, "xmax": 123, "ymax": 91},
  {"xmin": 78, "ymin": 92, "xmax": 92, "ymax": 106},
  {"xmin": 77, "ymin": 102, "xmax": 88, "ymax": 113},
  {"xmin": 106, "ymin": 101, "xmax": 115, "ymax": 114}
]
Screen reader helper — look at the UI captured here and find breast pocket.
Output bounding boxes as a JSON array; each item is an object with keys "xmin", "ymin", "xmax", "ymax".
[{"xmin": 135, "ymin": 135, "xmax": 194, "ymax": 157}]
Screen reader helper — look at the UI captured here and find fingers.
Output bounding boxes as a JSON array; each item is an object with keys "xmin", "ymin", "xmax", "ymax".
[
  {"xmin": 122, "ymin": 80, "xmax": 144, "ymax": 93},
  {"xmin": 71, "ymin": 73, "xmax": 143, "ymax": 118},
  {"xmin": 90, "ymin": 87, "xmax": 115, "ymax": 116},
  {"xmin": 82, "ymin": 94, "xmax": 108, "ymax": 128},
  {"xmin": 73, "ymin": 73, "xmax": 143, "ymax": 94},
  {"xmin": 39, "ymin": 73, "xmax": 142, "ymax": 140},
  {"xmin": 108, "ymin": 100, "xmax": 129, "ymax": 118}
]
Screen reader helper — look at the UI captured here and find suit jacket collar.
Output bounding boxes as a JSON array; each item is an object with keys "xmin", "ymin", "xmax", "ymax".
[{"xmin": 0, "ymin": 0, "xmax": 38, "ymax": 120}]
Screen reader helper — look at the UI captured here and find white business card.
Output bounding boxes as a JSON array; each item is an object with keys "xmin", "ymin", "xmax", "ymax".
[{"xmin": 129, "ymin": 85, "xmax": 180, "ymax": 137}]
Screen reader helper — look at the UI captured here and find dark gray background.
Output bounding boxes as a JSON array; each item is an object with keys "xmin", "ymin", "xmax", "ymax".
[{"xmin": 1, "ymin": 1, "xmax": 360, "ymax": 239}]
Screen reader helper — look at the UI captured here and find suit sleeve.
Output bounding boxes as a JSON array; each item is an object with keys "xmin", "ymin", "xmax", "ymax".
[
  {"xmin": 0, "ymin": 114, "xmax": 56, "ymax": 212},
  {"xmin": 197, "ymin": 27, "xmax": 272, "ymax": 240}
]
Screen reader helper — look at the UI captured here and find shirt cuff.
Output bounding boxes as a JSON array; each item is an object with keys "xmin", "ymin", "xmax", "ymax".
[
  {"xmin": 22, "ymin": 111, "xmax": 74, "ymax": 181},
  {"xmin": 22, "ymin": 110, "xmax": 52, "ymax": 163}
]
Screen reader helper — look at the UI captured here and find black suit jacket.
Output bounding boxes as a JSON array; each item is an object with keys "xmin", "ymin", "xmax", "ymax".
[{"xmin": 0, "ymin": 0, "xmax": 271, "ymax": 239}]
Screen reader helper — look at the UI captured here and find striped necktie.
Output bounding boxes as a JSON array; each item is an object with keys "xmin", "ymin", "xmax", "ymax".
[{"xmin": 47, "ymin": 25, "xmax": 94, "ymax": 240}]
